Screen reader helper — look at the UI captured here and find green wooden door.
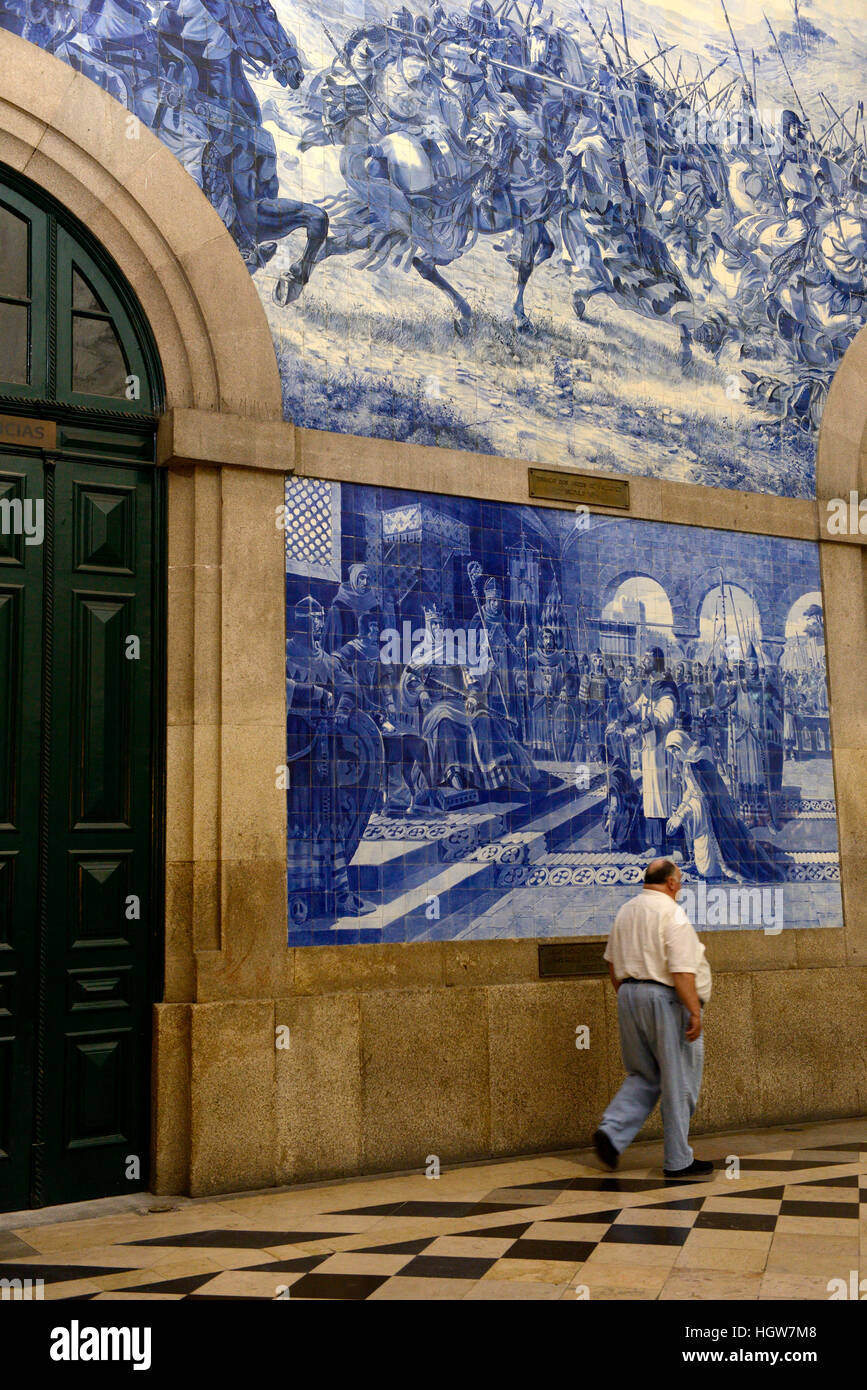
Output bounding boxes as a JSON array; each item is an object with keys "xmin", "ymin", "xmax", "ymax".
[
  {"xmin": 0, "ymin": 454, "xmax": 44, "ymax": 1211},
  {"xmin": 0, "ymin": 167, "xmax": 164, "ymax": 1212}
]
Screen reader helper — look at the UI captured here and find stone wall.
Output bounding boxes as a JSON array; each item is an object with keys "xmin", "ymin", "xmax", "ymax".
[
  {"xmin": 152, "ymin": 431, "xmax": 867, "ymax": 1197},
  {"xmin": 153, "ymin": 955, "xmax": 867, "ymax": 1195}
]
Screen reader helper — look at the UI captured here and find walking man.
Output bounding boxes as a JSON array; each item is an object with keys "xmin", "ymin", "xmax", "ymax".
[{"xmin": 593, "ymin": 858, "xmax": 713, "ymax": 1178}]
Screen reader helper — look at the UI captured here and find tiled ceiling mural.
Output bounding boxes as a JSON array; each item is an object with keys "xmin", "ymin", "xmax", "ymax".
[
  {"xmin": 284, "ymin": 479, "xmax": 839, "ymax": 945},
  {"xmin": 4, "ymin": 1, "xmax": 866, "ymax": 496}
]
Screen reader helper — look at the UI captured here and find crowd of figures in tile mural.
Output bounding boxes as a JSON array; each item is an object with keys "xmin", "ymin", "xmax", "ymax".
[
  {"xmin": 284, "ymin": 478, "xmax": 840, "ymax": 944},
  {"xmin": 4, "ymin": 1, "xmax": 867, "ymax": 496}
]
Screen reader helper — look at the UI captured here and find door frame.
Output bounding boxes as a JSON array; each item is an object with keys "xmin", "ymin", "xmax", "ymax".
[
  {"xmin": 0, "ymin": 27, "xmax": 296, "ymax": 1202},
  {"xmin": 0, "ymin": 431, "xmax": 167, "ymax": 1209},
  {"xmin": 0, "ymin": 160, "xmax": 170, "ymax": 1208}
]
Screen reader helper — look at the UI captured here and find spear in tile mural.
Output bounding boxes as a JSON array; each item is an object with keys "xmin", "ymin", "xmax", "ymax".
[
  {"xmin": 520, "ymin": 592, "xmax": 532, "ymax": 745},
  {"xmin": 719, "ymin": 569, "xmax": 738, "ymax": 804},
  {"xmin": 764, "ymin": 10, "xmax": 808, "ymax": 125},
  {"xmin": 719, "ymin": 0, "xmax": 786, "ymax": 213}
]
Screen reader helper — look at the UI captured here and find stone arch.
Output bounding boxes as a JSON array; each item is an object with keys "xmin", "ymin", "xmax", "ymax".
[
  {"xmin": 0, "ymin": 27, "xmax": 283, "ymax": 422},
  {"xmin": 782, "ymin": 587, "xmax": 823, "ymax": 631},
  {"xmin": 772, "ymin": 581, "xmax": 820, "ymax": 641},
  {"xmin": 688, "ymin": 569, "xmax": 767, "ymax": 636},
  {"xmin": 817, "ymin": 320, "xmax": 867, "ymax": 502},
  {"xmin": 598, "ymin": 567, "xmax": 676, "ymax": 620}
]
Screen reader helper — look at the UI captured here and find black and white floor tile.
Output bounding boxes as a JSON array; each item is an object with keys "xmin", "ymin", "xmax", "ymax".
[{"xmin": 1, "ymin": 1120, "xmax": 865, "ymax": 1301}]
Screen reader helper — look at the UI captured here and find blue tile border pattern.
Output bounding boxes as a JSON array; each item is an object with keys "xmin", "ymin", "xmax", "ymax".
[{"xmin": 284, "ymin": 479, "xmax": 840, "ymax": 945}]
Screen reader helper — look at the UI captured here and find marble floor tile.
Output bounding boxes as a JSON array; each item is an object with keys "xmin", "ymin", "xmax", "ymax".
[
  {"xmin": 480, "ymin": 1257, "xmax": 584, "ymax": 1283},
  {"xmin": 366, "ymin": 1277, "xmax": 478, "ymax": 1300},
  {"xmin": 463, "ymin": 1279, "xmax": 567, "ymax": 1300},
  {"xmin": 189, "ymin": 1270, "xmax": 298, "ymax": 1299},
  {"xmin": 612, "ymin": 1207, "xmax": 698, "ymax": 1227},
  {"xmin": 774, "ymin": 1215, "xmax": 859, "ymax": 1239},
  {"xmin": 576, "ymin": 1264, "xmax": 671, "ymax": 1295},
  {"xmin": 678, "ymin": 1226, "xmax": 774, "ymax": 1252},
  {"xmin": 90, "ymin": 1291, "xmax": 182, "ymax": 1301},
  {"xmin": 581, "ymin": 1241, "xmax": 681, "ymax": 1269},
  {"xmin": 421, "ymin": 1235, "xmax": 517, "ymax": 1258},
  {"xmin": 674, "ymin": 1242, "xmax": 769, "ymax": 1274},
  {"xmin": 565, "ymin": 1283, "xmax": 656, "ymax": 1300},
  {"xmin": 659, "ymin": 1270, "xmax": 764, "ymax": 1300},
  {"xmin": 307, "ymin": 1252, "xmax": 414, "ymax": 1276},
  {"xmin": 3, "ymin": 1116, "xmax": 865, "ymax": 1302},
  {"xmin": 759, "ymin": 1273, "xmax": 840, "ymax": 1300}
]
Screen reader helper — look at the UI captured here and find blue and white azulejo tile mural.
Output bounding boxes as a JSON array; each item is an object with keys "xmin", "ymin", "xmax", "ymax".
[
  {"xmin": 5, "ymin": 1, "xmax": 867, "ymax": 497},
  {"xmin": 284, "ymin": 477, "xmax": 840, "ymax": 945}
]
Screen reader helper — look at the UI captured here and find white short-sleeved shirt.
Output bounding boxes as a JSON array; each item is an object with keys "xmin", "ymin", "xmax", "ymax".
[{"xmin": 603, "ymin": 889, "xmax": 712, "ymax": 1003}]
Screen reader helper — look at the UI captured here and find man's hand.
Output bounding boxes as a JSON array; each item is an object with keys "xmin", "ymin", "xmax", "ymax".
[{"xmin": 671, "ymin": 971, "xmax": 702, "ymax": 1041}]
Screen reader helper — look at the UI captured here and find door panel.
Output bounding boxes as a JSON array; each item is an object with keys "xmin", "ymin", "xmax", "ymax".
[
  {"xmin": 0, "ymin": 170, "xmax": 163, "ymax": 1213},
  {"xmin": 0, "ymin": 452, "xmax": 157, "ymax": 1212},
  {"xmin": 36, "ymin": 459, "xmax": 154, "ymax": 1207},
  {"xmin": 64, "ymin": 1029, "xmax": 131, "ymax": 1149},
  {"xmin": 71, "ymin": 593, "xmax": 134, "ymax": 827},
  {"xmin": 0, "ymin": 455, "xmax": 43, "ymax": 1210}
]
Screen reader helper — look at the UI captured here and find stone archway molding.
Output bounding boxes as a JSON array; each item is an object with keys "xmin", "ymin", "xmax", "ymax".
[
  {"xmin": 0, "ymin": 28, "xmax": 294, "ymax": 468},
  {"xmin": 817, "ymin": 319, "xmax": 867, "ymax": 525}
]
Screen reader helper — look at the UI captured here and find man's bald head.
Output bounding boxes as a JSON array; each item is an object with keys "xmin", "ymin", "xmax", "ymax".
[{"xmin": 644, "ymin": 858, "xmax": 681, "ymax": 898}]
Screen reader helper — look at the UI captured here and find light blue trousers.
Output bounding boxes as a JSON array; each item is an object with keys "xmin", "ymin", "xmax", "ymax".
[{"xmin": 599, "ymin": 980, "xmax": 704, "ymax": 1172}]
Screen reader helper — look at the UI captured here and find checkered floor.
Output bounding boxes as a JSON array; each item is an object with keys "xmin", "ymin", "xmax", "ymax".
[{"xmin": 2, "ymin": 1118, "xmax": 866, "ymax": 1300}]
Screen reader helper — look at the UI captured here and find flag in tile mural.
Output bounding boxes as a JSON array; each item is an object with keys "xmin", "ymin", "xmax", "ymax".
[
  {"xmin": 6, "ymin": 0, "xmax": 867, "ymax": 496},
  {"xmin": 284, "ymin": 480, "xmax": 840, "ymax": 944}
]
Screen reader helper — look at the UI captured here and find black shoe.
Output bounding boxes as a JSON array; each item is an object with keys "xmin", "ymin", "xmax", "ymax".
[
  {"xmin": 663, "ymin": 1158, "xmax": 715, "ymax": 1179},
  {"xmin": 593, "ymin": 1129, "xmax": 619, "ymax": 1170}
]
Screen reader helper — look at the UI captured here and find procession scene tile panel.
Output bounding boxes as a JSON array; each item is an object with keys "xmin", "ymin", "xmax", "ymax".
[{"xmin": 284, "ymin": 479, "xmax": 838, "ymax": 945}]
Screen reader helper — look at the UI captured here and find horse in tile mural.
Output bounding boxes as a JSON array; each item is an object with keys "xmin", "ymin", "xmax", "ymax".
[
  {"xmin": 272, "ymin": 7, "xmax": 588, "ymax": 334},
  {"xmin": 1, "ymin": 0, "xmax": 329, "ymax": 277},
  {"xmin": 267, "ymin": 1, "xmax": 867, "ymax": 458}
]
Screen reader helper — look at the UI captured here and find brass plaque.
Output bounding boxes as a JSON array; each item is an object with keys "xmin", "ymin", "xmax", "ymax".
[
  {"xmin": 0, "ymin": 415, "xmax": 57, "ymax": 449},
  {"xmin": 538, "ymin": 942, "xmax": 608, "ymax": 979},
  {"xmin": 528, "ymin": 467, "xmax": 630, "ymax": 510}
]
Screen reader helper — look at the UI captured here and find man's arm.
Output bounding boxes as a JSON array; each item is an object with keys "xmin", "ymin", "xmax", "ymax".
[
  {"xmin": 671, "ymin": 972, "xmax": 702, "ymax": 1041},
  {"xmin": 664, "ymin": 910, "xmax": 703, "ymax": 1041},
  {"xmin": 607, "ymin": 961, "xmax": 620, "ymax": 993}
]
